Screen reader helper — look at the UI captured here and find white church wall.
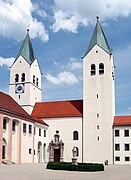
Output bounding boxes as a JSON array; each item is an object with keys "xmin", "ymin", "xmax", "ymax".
[
  {"xmin": 44, "ymin": 117, "xmax": 82, "ymax": 162},
  {"xmin": 83, "ymin": 45, "xmax": 115, "ymax": 164}
]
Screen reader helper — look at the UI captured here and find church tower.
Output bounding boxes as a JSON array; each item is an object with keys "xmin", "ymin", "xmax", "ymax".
[
  {"xmin": 83, "ymin": 17, "xmax": 115, "ymax": 164},
  {"xmin": 9, "ymin": 30, "xmax": 42, "ymax": 114}
]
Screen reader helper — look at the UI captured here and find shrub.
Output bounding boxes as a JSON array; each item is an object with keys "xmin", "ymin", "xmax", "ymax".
[{"xmin": 46, "ymin": 162, "xmax": 104, "ymax": 172}]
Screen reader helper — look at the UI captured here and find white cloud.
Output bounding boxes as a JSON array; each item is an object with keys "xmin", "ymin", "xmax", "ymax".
[
  {"xmin": 0, "ymin": 0, "xmax": 48, "ymax": 42},
  {"xmin": 67, "ymin": 57, "xmax": 82, "ymax": 70},
  {"xmin": 51, "ymin": 0, "xmax": 131, "ymax": 32},
  {"xmin": 45, "ymin": 71, "xmax": 78, "ymax": 85},
  {"xmin": 0, "ymin": 57, "xmax": 15, "ymax": 68}
]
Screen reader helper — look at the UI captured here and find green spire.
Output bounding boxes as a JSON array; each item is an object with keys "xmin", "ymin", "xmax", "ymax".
[
  {"xmin": 84, "ymin": 17, "xmax": 112, "ymax": 57},
  {"xmin": 16, "ymin": 29, "xmax": 35, "ymax": 64}
]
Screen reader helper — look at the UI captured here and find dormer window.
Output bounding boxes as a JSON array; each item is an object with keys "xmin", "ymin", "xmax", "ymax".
[
  {"xmin": 90, "ymin": 64, "xmax": 96, "ymax": 75},
  {"xmin": 15, "ymin": 74, "xmax": 19, "ymax": 83},
  {"xmin": 21, "ymin": 73, "xmax": 25, "ymax": 82},
  {"xmin": 99, "ymin": 63, "xmax": 104, "ymax": 75}
]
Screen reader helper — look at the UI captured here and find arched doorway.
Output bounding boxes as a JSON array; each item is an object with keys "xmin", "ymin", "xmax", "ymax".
[
  {"xmin": 49, "ymin": 131, "xmax": 64, "ymax": 162},
  {"xmin": 2, "ymin": 138, "xmax": 6, "ymax": 159},
  {"xmin": 38, "ymin": 142, "xmax": 42, "ymax": 163}
]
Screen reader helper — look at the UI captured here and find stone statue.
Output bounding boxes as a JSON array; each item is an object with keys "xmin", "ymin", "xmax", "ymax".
[{"xmin": 72, "ymin": 146, "xmax": 77, "ymax": 157}]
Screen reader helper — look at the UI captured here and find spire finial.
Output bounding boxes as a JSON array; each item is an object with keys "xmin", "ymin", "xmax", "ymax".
[{"xmin": 96, "ymin": 11, "xmax": 100, "ymax": 20}]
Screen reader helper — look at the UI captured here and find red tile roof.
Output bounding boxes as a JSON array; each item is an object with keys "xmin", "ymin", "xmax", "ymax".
[
  {"xmin": 0, "ymin": 92, "xmax": 47, "ymax": 126},
  {"xmin": 32, "ymin": 100, "xmax": 83, "ymax": 119},
  {"xmin": 114, "ymin": 116, "xmax": 131, "ymax": 126}
]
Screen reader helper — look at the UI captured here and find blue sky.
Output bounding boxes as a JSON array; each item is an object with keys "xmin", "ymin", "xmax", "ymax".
[{"xmin": 0, "ymin": 0, "xmax": 131, "ymax": 115}]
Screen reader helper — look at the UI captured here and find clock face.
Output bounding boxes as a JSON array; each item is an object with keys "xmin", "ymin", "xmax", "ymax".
[{"xmin": 15, "ymin": 84, "xmax": 25, "ymax": 94}]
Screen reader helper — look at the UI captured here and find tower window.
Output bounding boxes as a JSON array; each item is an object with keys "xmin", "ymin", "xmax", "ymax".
[
  {"xmin": 21, "ymin": 73, "xmax": 25, "ymax": 82},
  {"xmin": 33, "ymin": 75, "xmax": 35, "ymax": 84},
  {"xmin": 36, "ymin": 78, "xmax": 38, "ymax": 87},
  {"xmin": 90, "ymin": 64, "xmax": 96, "ymax": 75},
  {"xmin": 73, "ymin": 131, "xmax": 79, "ymax": 140},
  {"xmin": 99, "ymin": 63, "xmax": 104, "ymax": 75},
  {"xmin": 15, "ymin": 74, "xmax": 19, "ymax": 83}
]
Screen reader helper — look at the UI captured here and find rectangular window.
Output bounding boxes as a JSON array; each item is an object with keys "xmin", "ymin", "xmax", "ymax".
[
  {"xmin": 115, "ymin": 156, "xmax": 120, "ymax": 161},
  {"xmin": 39, "ymin": 128, "xmax": 41, "ymax": 136},
  {"xmin": 3, "ymin": 119, "xmax": 7, "ymax": 130},
  {"xmin": 125, "ymin": 144, "xmax": 130, "ymax": 151},
  {"xmin": 33, "ymin": 75, "xmax": 35, "ymax": 84},
  {"xmin": 34, "ymin": 127, "xmax": 36, "ymax": 135},
  {"xmin": 115, "ymin": 130, "xmax": 119, "ymax": 137},
  {"xmin": 12, "ymin": 121, "xmax": 16, "ymax": 131},
  {"xmin": 29, "ymin": 148, "xmax": 32, "ymax": 154},
  {"xmin": 97, "ymin": 113, "xmax": 99, "ymax": 118},
  {"xmin": 124, "ymin": 130, "xmax": 129, "ymax": 137},
  {"xmin": 44, "ymin": 130, "xmax": 46, "ymax": 137},
  {"xmin": 97, "ymin": 136, "xmax": 100, "ymax": 141},
  {"xmin": 125, "ymin": 157, "xmax": 130, "ymax": 161},
  {"xmin": 115, "ymin": 144, "xmax": 120, "ymax": 151},
  {"xmin": 97, "ymin": 125, "xmax": 99, "ymax": 130},
  {"xmin": 29, "ymin": 125, "xmax": 32, "ymax": 134},
  {"xmin": 23, "ymin": 123, "xmax": 26, "ymax": 133}
]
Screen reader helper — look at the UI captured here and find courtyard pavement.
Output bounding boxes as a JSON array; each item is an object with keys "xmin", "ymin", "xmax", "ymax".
[{"xmin": 0, "ymin": 163, "xmax": 131, "ymax": 180}]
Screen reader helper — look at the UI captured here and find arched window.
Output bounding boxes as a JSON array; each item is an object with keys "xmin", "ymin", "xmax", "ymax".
[
  {"xmin": 36, "ymin": 78, "xmax": 39, "ymax": 87},
  {"xmin": 73, "ymin": 131, "xmax": 79, "ymax": 140},
  {"xmin": 90, "ymin": 64, "xmax": 96, "ymax": 75},
  {"xmin": 21, "ymin": 73, "xmax": 25, "ymax": 82},
  {"xmin": 99, "ymin": 63, "xmax": 104, "ymax": 75},
  {"xmin": 15, "ymin": 74, "xmax": 19, "ymax": 83}
]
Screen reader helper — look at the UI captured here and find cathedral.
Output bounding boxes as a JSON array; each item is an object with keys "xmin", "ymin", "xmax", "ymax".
[{"xmin": 0, "ymin": 17, "xmax": 131, "ymax": 165}]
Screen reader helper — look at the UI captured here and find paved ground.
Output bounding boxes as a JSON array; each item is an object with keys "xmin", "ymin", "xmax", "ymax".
[{"xmin": 0, "ymin": 163, "xmax": 131, "ymax": 180}]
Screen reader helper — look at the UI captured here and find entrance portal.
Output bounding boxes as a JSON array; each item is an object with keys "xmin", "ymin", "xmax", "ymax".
[
  {"xmin": 49, "ymin": 131, "xmax": 64, "ymax": 162},
  {"xmin": 54, "ymin": 149, "xmax": 60, "ymax": 162}
]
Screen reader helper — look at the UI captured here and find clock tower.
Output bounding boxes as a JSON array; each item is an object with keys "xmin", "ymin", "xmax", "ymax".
[{"xmin": 9, "ymin": 29, "xmax": 42, "ymax": 114}]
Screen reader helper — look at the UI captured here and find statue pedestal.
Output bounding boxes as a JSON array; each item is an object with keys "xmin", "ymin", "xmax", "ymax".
[{"xmin": 72, "ymin": 158, "xmax": 78, "ymax": 165}]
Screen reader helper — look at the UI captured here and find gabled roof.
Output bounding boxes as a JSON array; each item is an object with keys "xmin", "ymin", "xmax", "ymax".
[
  {"xmin": 14, "ymin": 29, "xmax": 35, "ymax": 65},
  {"xmin": 114, "ymin": 116, "xmax": 131, "ymax": 126},
  {"xmin": 84, "ymin": 17, "xmax": 112, "ymax": 57},
  {"xmin": 0, "ymin": 92, "xmax": 48, "ymax": 126},
  {"xmin": 0, "ymin": 92, "xmax": 34, "ymax": 122},
  {"xmin": 32, "ymin": 100, "xmax": 83, "ymax": 119}
]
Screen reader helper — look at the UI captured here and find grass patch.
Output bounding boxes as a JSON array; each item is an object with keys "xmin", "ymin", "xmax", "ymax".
[{"xmin": 46, "ymin": 162, "xmax": 104, "ymax": 172}]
